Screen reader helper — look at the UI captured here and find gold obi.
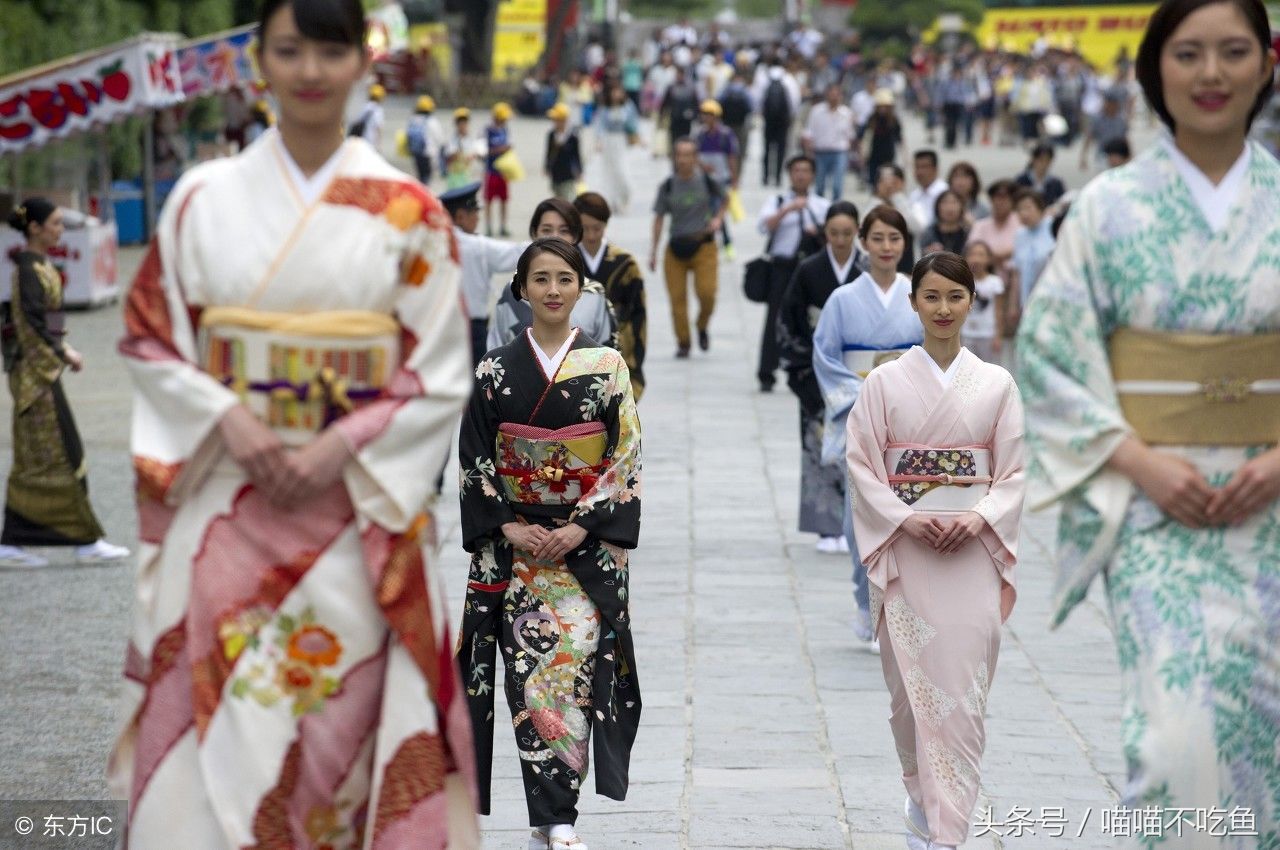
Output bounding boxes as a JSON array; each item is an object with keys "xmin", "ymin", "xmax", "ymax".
[
  {"xmin": 199, "ymin": 306, "xmax": 400, "ymax": 446},
  {"xmin": 495, "ymin": 422, "xmax": 608, "ymax": 506},
  {"xmin": 1109, "ymin": 328, "xmax": 1280, "ymax": 446},
  {"xmin": 843, "ymin": 346, "xmax": 911, "ymax": 379}
]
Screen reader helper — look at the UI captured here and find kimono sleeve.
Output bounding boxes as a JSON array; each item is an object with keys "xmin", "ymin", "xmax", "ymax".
[
  {"xmin": 119, "ymin": 173, "xmax": 242, "ymax": 505},
  {"xmin": 608, "ymin": 254, "xmax": 647, "ymax": 400},
  {"xmin": 777, "ymin": 267, "xmax": 822, "ymax": 413},
  {"xmin": 570, "ymin": 356, "xmax": 641, "ymax": 548},
  {"xmin": 1014, "ymin": 190, "xmax": 1134, "ymax": 625},
  {"xmin": 333, "ymin": 198, "xmax": 472, "ymax": 533},
  {"xmin": 971, "ymin": 371, "xmax": 1027, "ymax": 608},
  {"xmin": 812, "ymin": 292, "xmax": 862, "ymax": 464},
  {"xmin": 845, "ymin": 370, "xmax": 914, "ymax": 566},
  {"xmin": 457, "ymin": 364, "xmax": 517, "ymax": 552}
]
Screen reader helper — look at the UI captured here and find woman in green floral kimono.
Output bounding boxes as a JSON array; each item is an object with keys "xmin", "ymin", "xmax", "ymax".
[
  {"xmin": 457, "ymin": 238, "xmax": 641, "ymax": 850},
  {"xmin": 1017, "ymin": 0, "xmax": 1280, "ymax": 845},
  {"xmin": 0, "ymin": 198, "xmax": 128, "ymax": 568}
]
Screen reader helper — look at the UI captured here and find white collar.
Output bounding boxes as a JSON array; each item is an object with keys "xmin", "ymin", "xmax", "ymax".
[
  {"xmin": 1163, "ymin": 138, "xmax": 1251, "ymax": 232},
  {"xmin": 923, "ymin": 347, "xmax": 965, "ymax": 388},
  {"xmin": 827, "ymin": 246, "xmax": 856, "ymax": 284},
  {"xmin": 275, "ymin": 130, "xmax": 348, "ymax": 206},
  {"xmin": 527, "ymin": 327, "xmax": 578, "ymax": 380},
  {"xmin": 580, "ymin": 242, "xmax": 607, "ymax": 276}
]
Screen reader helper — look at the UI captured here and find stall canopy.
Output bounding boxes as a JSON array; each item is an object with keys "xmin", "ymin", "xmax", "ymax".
[
  {"xmin": 0, "ymin": 33, "xmax": 184, "ymax": 155},
  {"xmin": 176, "ymin": 24, "xmax": 258, "ymax": 100}
]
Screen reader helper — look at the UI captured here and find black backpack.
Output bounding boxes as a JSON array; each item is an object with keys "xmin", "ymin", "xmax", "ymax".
[
  {"xmin": 762, "ymin": 79, "xmax": 791, "ymax": 124},
  {"xmin": 719, "ymin": 86, "xmax": 751, "ymax": 126}
]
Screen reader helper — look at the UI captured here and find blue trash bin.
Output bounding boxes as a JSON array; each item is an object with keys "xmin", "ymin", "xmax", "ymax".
[{"xmin": 111, "ymin": 179, "xmax": 145, "ymax": 245}]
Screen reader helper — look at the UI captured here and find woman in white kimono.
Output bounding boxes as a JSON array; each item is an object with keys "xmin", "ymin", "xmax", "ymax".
[
  {"xmin": 1017, "ymin": 0, "xmax": 1280, "ymax": 843},
  {"xmin": 110, "ymin": 2, "xmax": 478, "ymax": 847},
  {"xmin": 847, "ymin": 252, "xmax": 1024, "ymax": 850},
  {"xmin": 813, "ymin": 206, "xmax": 922, "ymax": 647},
  {"xmin": 590, "ymin": 83, "xmax": 641, "ymax": 214}
]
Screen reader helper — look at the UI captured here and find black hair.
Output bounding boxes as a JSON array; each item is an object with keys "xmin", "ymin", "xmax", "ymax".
[
  {"xmin": 573, "ymin": 191, "xmax": 612, "ymax": 224},
  {"xmin": 1136, "ymin": 0, "xmax": 1274, "ymax": 132},
  {"xmin": 946, "ymin": 161, "xmax": 982, "ymax": 200},
  {"xmin": 6, "ymin": 197, "xmax": 57, "ymax": 234},
  {"xmin": 1029, "ymin": 142, "xmax": 1055, "ymax": 161},
  {"xmin": 258, "ymin": 0, "xmax": 367, "ymax": 47},
  {"xmin": 987, "ymin": 178, "xmax": 1018, "ymax": 200},
  {"xmin": 1102, "ymin": 136, "xmax": 1132, "ymax": 159},
  {"xmin": 1051, "ymin": 204, "xmax": 1072, "ymax": 238},
  {"xmin": 933, "ymin": 189, "xmax": 967, "ymax": 223},
  {"xmin": 511, "ymin": 238, "xmax": 588, "ymax": 300},
  {"xmin": 911, "ymin": 251, "xmax": 976, "ymax": 297},
  {"xmin": 825, "ymin": 200, "xmax": 860, "ymax": 225},
  {"xmin": 859, "ymin": 205, "xmax": 909, "ymax": 241},
  {"xmin": 1014, "ymin": 187, "xmax": 1047, "ymax": 211},
  {"xmin": 785, "ymin": 153, "xmax": 816, "ymax": 171},
  {"xmin": 879, "ymin": 163, "xmax": 906, "ymax": 182},
  {"xmin": 528, "ymin": 198, "xmax": 583, "ymax": 243},
  {"xmin": 913, "ymin": 149, "xmax": 939, "ymax": 167}
]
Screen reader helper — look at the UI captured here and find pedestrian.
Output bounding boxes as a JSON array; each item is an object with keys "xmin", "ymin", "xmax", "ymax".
[
  {"xmin": 860, "ymin": 88, "xmax": 904, "ymax": 187},
  {"xmin": 908, "ymin": 149, "xmax": 949, "ymax": 229},
  {"xmin": 920, "ymin": 190, "xmax": 971, "ymax": 255},
  {"xmin": 1013, "ymin": 63, "xmax": 1054, "ymax": 143},
  {"xmin": 406, "ymin": 94, "xmax": 444, "ymax": 184},
  {"xmin": 966, "ymin": 179, "xmax": 1021, "ymax": 293},
  {"xmin": 1101, "ymin": 136, "xmax": 1131, "ymax": 168},
  {"xmin": 244, "ymin": 98, "xmax": 273, "ymax": 144},
  {"xmin": 488, "ymin": 198, "xmax": 617, "ymax": 350},
  {"xmin": 1009, "ymin": 188, "xmax": 1055, "ymax": 327},
  {"xmin": 1019, "ymin": 0, "xmax": 1280, "ymax": 836},
  {"xmin": 1079, "ymin": 86, "xmax": 1130, "ymax": 170},
  {"xmin": 622, "ymin": 47, "xmax": 645, "ymax": 109},
  {"xmin": 803, "ymin": 83, "xmax": 856, "ymax": 199},
  {"xmin": 109, "ymin": 0, "xmax": 478, "ymax": 844},
  {"xmin": 718, "ymin": 70, "xmax": 754, "ymax": 164},
  {"xmin": 846, "ymin": 251, "xmax": 1024, "ymax": 850},
  {"xmin": 592, "ymin": 82, "xmax": 641, "ymax": 213},
  {"xmin": 777, "ymin": 200, "xmax": 864, "ymax": 554},
  {"xmin": 0, "ymin": 199, "xmax": 129, "ymax": 569},
  {"xmin": 575, "ymin": 191, "xmax": 648, "ymax": 400},
  {"xmin": 960, "ymin": 240, "xmax": 1005, "ymax": 362},
  {"xmin": 871, "ymin": 164, "xmax": 921, "ymax": 275},
  {"xmin": 812, "ymin": 206, "xmax": 922, "ymax": 651},
  {"xmin": 444, "ymin": 107, "xmax": 478, "ymax": 189},
  {"xmin": 649, "ymin": 137, "xmax": 726, "ymax": 357},
  {"xmin": 544, "ymin": 102, "xmax": 583, "ymax": 201},
  {"xmin": 694, "ymin": 99, "xmax": 740, "ymax": 258},
  {"xmin": 443, "ymin": 182, "xmax": 526, "ymax": 364},
  {"xmin": 349, "ymin": 81, "xmax": 386, "ymax": 148},
  {"xmin": 485, "ymin": 101, "xmax": 514, "ymax": 236},
  {"xmin": 760, "ymin": 62, "xmax": 796, "ymax": 187},
  {"xmin": 1013, "ymin": 142, "xmax": 1067, "ymax": 205},
  {"xmin": 939, "ymin": 63, "xmax": 975, "ymax": 149},
  {"xmin": 946, "ymin": 161, "xmax": 989, "ymax": 221},
  {"xmin": 457, "ymin": 238, "xmax": 642, "ymax": 850},
  {"xmin": 755, "ymin": 154, "xmax": 831, "ymax": 392},
  {"xmin": 661, "ymin": 68, "xmax": 700, "ymax": 155}
]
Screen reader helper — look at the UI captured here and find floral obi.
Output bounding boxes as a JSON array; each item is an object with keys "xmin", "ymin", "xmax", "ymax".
[
  {"xmin": 495, "ymin": 422, "xmax": 608, "ymax": 506},
  {"xmin": 843, "ymin": 344, "xmax": 912, "ymax": 379},
  {"xmin": 199, "ymin": 306, "xmax": 399, "ymax": 446},
  {"xmin": 885, "ymin": 444, "xmax": 992, "ymax": 511},
  {"xmin": 1110, "ymin": 328, "xmax": 1280, "ymax": 447}
]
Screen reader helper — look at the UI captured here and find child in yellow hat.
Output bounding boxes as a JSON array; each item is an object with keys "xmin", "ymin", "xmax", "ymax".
[
  {"xmin": 544, "ymin": 103, "xmax": 583, "ymax": 200},
  {"xmin": 406, "ymin": 94, "xmax": 444, "ymax": 184},
  {"xmin": 484, "ymin": 102, "xmax": 514, "ymax": 236}
]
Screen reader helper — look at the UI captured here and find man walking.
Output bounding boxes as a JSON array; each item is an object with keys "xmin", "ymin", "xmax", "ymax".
[{"xmin": 802, "ymin": 83, "xmax": 855, "ymax": 199}]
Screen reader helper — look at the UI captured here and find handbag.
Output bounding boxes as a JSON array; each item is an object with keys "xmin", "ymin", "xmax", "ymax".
[{"xmin": 743, "ymin": 195, "xmax": 820, "ymax": 303}]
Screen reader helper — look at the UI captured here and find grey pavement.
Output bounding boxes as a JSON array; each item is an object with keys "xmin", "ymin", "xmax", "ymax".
[{"xmin": 0, "ymin": 100, "xmax": 1160, "ymax": 848}]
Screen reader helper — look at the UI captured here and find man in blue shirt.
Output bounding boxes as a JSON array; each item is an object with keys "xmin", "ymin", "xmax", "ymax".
[{"xmin": 1011, "ymin": 188, "xmax": 1056, "ymax": 317}]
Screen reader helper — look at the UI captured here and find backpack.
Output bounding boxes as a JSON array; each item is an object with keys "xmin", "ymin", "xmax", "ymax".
[
  {"xmin": 719, "ymin": 85, "xmax": 751, "ymax": 127},
  {"xmin": 762, "ymin": 79, "xmax": 791, "ymax": 124},
  {"xmin": 407, "ymin": 118, "xmax": 427, "ymax": 156}
]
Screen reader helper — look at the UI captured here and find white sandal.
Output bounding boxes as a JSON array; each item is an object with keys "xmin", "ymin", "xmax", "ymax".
[
  {"xmin": 550, "ymin": 834, "xmax": 587, "ymax": 850},
  {"xmin": 528, "ymin": 829, "xmax": 550, "ymax": 850},
  {"xmin": 904, "ymin": 796, "xmax": 929, "ymax": 850}
]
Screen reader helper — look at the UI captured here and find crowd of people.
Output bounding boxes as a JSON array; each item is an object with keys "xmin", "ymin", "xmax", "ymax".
[{"xmin": 2, "ymin": 0, "xmax": 1279, "ymax": 848}]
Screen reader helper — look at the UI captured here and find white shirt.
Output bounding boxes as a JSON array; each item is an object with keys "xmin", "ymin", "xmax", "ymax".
[
  {"xmin": 924, "ymin": 347, "xmax": 964, "ymax": 388},
  {"xmin": 804, "ymin": 103, "xmax": 856, "ymax": 152},
  {"xmin": 757, "ymin": 191, "xmax": 831, "ymax": 258},
  {"xmin": 909, "ymin": 178, "xmax": 949, "ymax": 228},
  {"xmin": 1164, "ymin": 137, "xmax": 1251, "ymax": 232},
  {"xmin": 454, "ymin": 226, "xmax": 527, "ymax": 318},
  {"xmin": 528, "ymin": 327, "xmax": 578, "ymax": 379},
  {"xmin": 827, "ymin": 246, "xmax": 856, "ymax": 283},
  {"xmin": 850, "ymin": 89, "xmax": 875, "ymax": 128},
  {"xmin": 580, "ymin": 242, "xmax": 607, "ymax": 277},
  {"xmin": 276, "ymin": 130, "xmax": 347, "ymax": 206},
  {"xmin": 963, "ymin": 273, "xmax": 1005, "ymax": 340}
]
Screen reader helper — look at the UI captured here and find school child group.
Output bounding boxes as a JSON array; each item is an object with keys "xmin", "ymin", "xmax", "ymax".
[{"xmin": 1, "ymin": 0, "xmax": 1275, "ymax": 847}]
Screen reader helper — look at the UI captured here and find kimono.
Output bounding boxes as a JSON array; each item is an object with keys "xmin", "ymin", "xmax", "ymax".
[
  {"xmin": 456, "ymin": 329, "xmax": 641, "ymax": 827},
  {"xmin": 777, "ymin": 250, "xmax": 862, "ymax": 538},
  {"xmin": 2, "ymin": 251, "xmax": 104, "ymax": 546},
  {"xmin": 487, "ymin": 280, "xmax": 618, "ymax": 354},
  {"xmin": 846, "ymin": 347, "xmax": 1024, "ymax": 847},
  {"xmin": 111, "ymin": 129, "xmax": 478, "ymax": 849},
  {"xmin": 1017, "ymin": 140, "xmax": 1280, "ymax": 847},
  {"xmin": 583, "ymin": 242, "xmax": 647, "ymax": 401}
]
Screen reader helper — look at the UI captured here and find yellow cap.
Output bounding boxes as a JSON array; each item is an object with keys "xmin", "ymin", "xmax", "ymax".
[
  {"xmin": 369, "ymin": 83, "xmax": 386, "ymax": 101},
  {"xmin": 546, "ymin": 102, "xmax": 570, "ymax": 121},
  {"xmin": 454, "ymin": 107, "xmax": 470, "ymax": 120},
  {"xmin": 417, "ymin": 95, "xmax": 435, "ymax": 112},
  {"xmin": 492, "ymin": 101, "xmax": 512, "ymax": 121},
  {"xmin": 699, "ymin": 99, "xmax": 722, "ymax": 117}
]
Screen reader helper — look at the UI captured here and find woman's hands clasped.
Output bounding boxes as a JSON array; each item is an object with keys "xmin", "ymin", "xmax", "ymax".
[
  {"xmin": 901, "ymin": 511, "xmax": 987, "ymax": 554},
  {"xmin": 218, "ymin": 405, "xmax": 352, "ymax": 508},
  {"xmin": 501, "ymin": 520, "xmax": 588, "ymax": 561}
]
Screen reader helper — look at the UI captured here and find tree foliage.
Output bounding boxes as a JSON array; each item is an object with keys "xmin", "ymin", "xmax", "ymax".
[{"xmin": 852, "ymin": 0, "xmax": 985, "ymax": 57}]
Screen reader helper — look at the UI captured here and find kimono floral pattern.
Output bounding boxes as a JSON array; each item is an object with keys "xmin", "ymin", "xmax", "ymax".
[
  {"xmin": 227, "ymin": 606, "xmax": 345, "ymax": 718},
  {"xmin": 891, "ymin": 449, "xmax": 979, "ymax": 506},
  {"xmin": 1017, "ymin": 141, "xmax": 1280, "ymax": 846}
]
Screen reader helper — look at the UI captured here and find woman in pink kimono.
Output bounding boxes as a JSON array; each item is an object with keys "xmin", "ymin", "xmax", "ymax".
[{"xmin": 846, "ymin": 251, "xmax": 1024, "ymax": 849}]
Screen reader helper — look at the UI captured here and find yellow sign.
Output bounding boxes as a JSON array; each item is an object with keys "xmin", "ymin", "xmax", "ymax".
[
  {"xmin": 492, "ymin": 0, "xmax": 546, "ymax": 81},
  {"xmin": 935, "ymin": 4, "xmax": 1156, "ymax": 69}
]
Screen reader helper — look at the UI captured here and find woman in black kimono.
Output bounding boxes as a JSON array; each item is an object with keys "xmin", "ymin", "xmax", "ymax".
[
  {"xmin": 777, "ymin": 201, "xmax": 864, "ymax": 552},
  {"xmin": 457, "ymin": 238, "xmax": 642, "ymax": 850}
]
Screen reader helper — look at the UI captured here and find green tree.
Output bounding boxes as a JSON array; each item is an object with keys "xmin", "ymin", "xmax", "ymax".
[{"xmin": 851, "ymin": 0, "xmax": 985, "ymax": 59}]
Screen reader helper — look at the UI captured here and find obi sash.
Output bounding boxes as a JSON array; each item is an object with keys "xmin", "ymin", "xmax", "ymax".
[
  {"xmin": 1109, "ymin": 329, "xmax": 1280, "ymax": 446},
  {"xmin": 843, "ymin": 344, "xmax": 912, "ymax": 379},
  {"xmin": 495, "ymin": 422, "xmax": 608, "ymax": 506},
  {"xmin": 199, "ymin": 306, "xmax": 399, "ymax": 446},
  {"xmin": 885, "ymin": 444, "xmax": 992, "ymax": 511}
]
